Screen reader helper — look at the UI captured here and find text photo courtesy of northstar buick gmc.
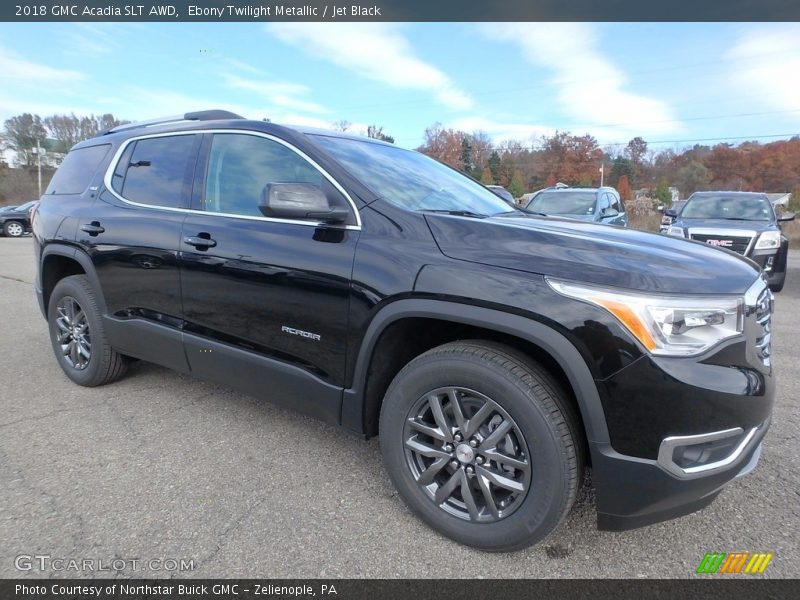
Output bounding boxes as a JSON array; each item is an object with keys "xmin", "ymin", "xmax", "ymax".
[{"xmin": 31, "ymin": 111, "xmax": 774, "ymax": 551}]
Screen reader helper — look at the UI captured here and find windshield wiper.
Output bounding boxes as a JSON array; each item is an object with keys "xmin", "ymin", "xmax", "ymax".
[
  {"xmin": 421, "ymin": 209, "xmax": 487, "ymax": 218},
  {"xmin": 518, "ymin": 207, "xmax": 548, "ymax": 216}
]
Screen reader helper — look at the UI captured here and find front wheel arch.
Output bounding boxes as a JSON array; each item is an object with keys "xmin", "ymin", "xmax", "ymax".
[{"xmin": 343, "ymin": 299, "xmax": 610, "ymax": 447}]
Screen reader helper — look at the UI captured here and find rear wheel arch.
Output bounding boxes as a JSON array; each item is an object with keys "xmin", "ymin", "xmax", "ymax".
[
  {"xmin": 342, "ymin": 299, "xmax": 610, "ymax": 449},
  {"xmin": 40, "ymin": 246, "xmax": 105, "ymax": 317}
]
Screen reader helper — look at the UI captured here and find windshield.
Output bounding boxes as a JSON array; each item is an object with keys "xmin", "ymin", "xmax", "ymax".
[
  {"xmin": 526, "ymin": 191, "xmax": 597, "ymax": 215},
  {"xmin": 681, "ymin": 195, "xmax": 773, "ymax": 221},
  {"xmin": 311, "ymin": 135, "xmax": 515, "ymax": 216}
]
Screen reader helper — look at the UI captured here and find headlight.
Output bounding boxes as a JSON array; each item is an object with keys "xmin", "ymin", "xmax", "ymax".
[
  {"xmin": 547, "ymin": 279, "xmax": 743, "ymax": 356},
  {"xmin": 667, "ymin": 225, "xmax": 685, "ymax": 237},
  {"xmin": 755, "ymin": 230, "xmax": 781, "ymax": 250}
]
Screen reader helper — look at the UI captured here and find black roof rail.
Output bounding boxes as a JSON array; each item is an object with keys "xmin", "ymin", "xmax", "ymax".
[{"xmin": 103, "ymin": 110, "xmax": 245, "ymax": 135}]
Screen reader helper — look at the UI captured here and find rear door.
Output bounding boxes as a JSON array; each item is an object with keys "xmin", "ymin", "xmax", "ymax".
[
  {"xmin": 84, "ymin": 132, "xmax": 201, "ymax": 371},
  {"xmin": 178, "ymin": 131, "xmax": 360, "ymax": 422}
]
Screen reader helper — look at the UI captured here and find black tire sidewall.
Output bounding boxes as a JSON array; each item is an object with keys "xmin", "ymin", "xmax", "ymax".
[
  {"xmin": 47, "ymin": 276, "xmax": 107, "ymax": 386},
  {"xmin": 380, "ymin": 349, "xmax": 575, "ymax": 551}
]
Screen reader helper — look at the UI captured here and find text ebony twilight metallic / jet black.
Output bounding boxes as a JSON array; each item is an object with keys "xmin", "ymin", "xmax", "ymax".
[{"xmin": 32, "ymin": 111, "xmax": 774, "ymax": 551}]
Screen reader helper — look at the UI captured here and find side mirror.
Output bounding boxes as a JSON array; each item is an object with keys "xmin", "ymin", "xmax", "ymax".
[
  {"xmin": 259, "ymin": 182, "xmax": 350, "ymax": 224},
  {"xmin": 664, "ymin": 209, "xmax": 678, "ymax": 218},
  {"xmin": 601, "ymin": 207, "xmax": 619, "ymax": 218},
  {"xmin": 778, "ymin": 212, "xmax": 795, "ymax": 222}
]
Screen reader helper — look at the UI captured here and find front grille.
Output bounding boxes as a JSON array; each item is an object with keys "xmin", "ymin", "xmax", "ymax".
[{"xmin": 690, "ymin": 233, "xmax": 753, "ymax": 255}]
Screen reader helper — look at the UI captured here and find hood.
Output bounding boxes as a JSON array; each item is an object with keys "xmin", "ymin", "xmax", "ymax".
[
  {"xmin": 424, "ymin": 213, "xmax": 760, "ymax": 295},
  {"xmin": 674, "ymin": 218, "xmax": 777, "ymax": 233}
]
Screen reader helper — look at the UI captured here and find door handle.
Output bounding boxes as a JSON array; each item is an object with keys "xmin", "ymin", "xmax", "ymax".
[
  {"xmin": 183, "ymin": 235, "xmax": 217, "ymax": 248},
  {"xmin": 80, "ymin": 222, "xmax": 105, "ymax": 235}
]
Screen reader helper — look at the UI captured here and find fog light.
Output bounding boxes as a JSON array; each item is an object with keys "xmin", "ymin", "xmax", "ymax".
[{"xmin": 658, "ymin": 427, "xmax": 757, "ymax": 478}]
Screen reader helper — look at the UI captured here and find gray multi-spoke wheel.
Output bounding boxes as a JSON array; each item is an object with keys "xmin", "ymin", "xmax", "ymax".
[
  {"xmin": 380, "ymin": 340, "xmax": 584, "ymax": 551},
  {"xmin": 3, "ymin": 221, "xmax": 25, "ymax": 237},
  {"xmin": 404, "ymin": 386, "xmax": 531, "ymax": 523},
  {"xmin": 55, "ymin": 296, "xmax": 92, "ymax": 370},
  {"xmin": 48, "ymin": 275, "xmax": 129, "ymax": 387}
]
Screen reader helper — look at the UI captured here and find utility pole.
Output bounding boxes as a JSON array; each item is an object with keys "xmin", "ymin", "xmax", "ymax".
[
  {"xmin": 36, "ymin": 139, "xmax": 42, "ymax": 197},
  {"xmin": 599, "ymin": 163, "xmax": 604, "ymax": 187}
]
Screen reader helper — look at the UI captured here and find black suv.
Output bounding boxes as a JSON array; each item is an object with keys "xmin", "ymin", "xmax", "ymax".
[
  {"xmin": 33, "ymin": 111, "xmax": 774, "ymax": 551},
  {"xmin": 667, "ymin": 191, "xmax": 794, "ymax": 292}
]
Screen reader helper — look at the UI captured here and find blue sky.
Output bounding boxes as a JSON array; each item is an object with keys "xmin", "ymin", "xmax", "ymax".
[{"xmin": 1, "ymin": 22, "xmax": 799, "ymax": 151}]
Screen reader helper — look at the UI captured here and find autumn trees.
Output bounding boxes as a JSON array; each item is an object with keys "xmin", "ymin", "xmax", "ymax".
[
  {"xmin": 417, "ymin": 122, "xmax": 800, "ymax": 200},
  {"xmin": 418, "ymin": 125, "xmax": 605, "ymax": 194},
  {"xmin": 1, "ymin": 112, "xmax": 128, "ymax": 203},
  {"xmin": 2, "ymin": 112, "xmax": 127, "ymax": 168}
]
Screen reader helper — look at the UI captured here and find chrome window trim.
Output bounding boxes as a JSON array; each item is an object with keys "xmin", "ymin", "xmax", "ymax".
[
  {"xmin": 102, "ymin": 129, "xmax": 362, "ymax": 230},
  {"xmin": 657, "ymin": 426, "xmax": 758, "ymax": 479}
]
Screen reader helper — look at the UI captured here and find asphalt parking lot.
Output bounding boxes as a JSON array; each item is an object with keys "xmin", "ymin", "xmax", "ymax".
[{"xmin": 0, "ymin": 236, "xmax": 798, "ymax": 579}]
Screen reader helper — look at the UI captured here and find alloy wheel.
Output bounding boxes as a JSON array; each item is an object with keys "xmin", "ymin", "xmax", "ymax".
[
  {"xmin": 6, "ymin": 222, "xmax": 24, "ymax": 237},
  {"xmin": 403, "ymin": 386, "xmax": 531, "ymax": 523},
  {"xmin": 55, "ymin": 296, "xmax": 92, "ymax": 370}
]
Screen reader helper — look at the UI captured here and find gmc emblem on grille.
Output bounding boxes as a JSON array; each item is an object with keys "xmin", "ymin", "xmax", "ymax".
[{"xmin": 706, "ymin": 239, "xmax": 733, "ymax": 247}]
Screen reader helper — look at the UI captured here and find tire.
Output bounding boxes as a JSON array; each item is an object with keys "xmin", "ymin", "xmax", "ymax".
[
  {"xmin": 3, "ymin": 221, "xmax": 25, "ymax": 237},
  {"xmin": 379, "ymin": 340, "xmax": 583, "ymax": 551},
  {"xmin": 769, "ymin": 280, "xmax": 785, "ymax": 293},
  {"xmin": 769, "ymin": 269, "xmax": 786, "ymax": 293},
  {"xmin": 47, "ymin": 275, "xmax": 128, "ymax": 387}
]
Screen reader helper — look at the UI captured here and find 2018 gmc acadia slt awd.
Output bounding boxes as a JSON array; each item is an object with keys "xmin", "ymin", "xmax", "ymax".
[{"xmin": 32, "ymin": 111, "xmax": 774, "ymax": 551}]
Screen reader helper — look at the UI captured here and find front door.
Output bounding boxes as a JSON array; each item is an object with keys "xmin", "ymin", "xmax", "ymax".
[{"xmin": 179, "ymin": 132, "xmax": 360, "ymax": 423}]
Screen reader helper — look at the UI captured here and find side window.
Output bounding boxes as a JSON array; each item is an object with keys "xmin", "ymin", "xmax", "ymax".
[
  {"xmin": 597, "ymin": 193, "xmax": 612, "ymax": 213},
  {"xmin": 111, "ymin": 135, "xmax": 198, "ymax": 208},
  {"xmin": 45, "ymin": 144, "xmax": 111, "ymax": 195},
  {"xmin": 203, "ymin": 133, "xmax": 329, "ymax": 218},
  {"xmin": 610, "ymin": 192, "xmax": 623, "ymax": 213}
]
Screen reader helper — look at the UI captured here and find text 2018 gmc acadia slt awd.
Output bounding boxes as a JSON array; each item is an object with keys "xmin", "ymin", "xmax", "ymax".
[{"xmin": 32, "ymin": 111, "xmax": 775, "ymax": 551}]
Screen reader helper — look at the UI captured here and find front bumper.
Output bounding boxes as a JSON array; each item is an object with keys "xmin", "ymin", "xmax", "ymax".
[
  {"xmin": 592, "ymin": 276, "xmax": 774, "ymax": 530},
  {"xmin": 593, "ymin": 420, "xmax": 768, "ymax": 531}
]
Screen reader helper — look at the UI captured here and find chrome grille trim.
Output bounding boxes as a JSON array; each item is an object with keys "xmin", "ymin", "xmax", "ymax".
[
  {"xmin": 688, "ymin": 228, "xmax": 757, "ymax": 255},
  {"xmin": 744, "ymin": 278, "xmax": 773, "ymax": 368}
]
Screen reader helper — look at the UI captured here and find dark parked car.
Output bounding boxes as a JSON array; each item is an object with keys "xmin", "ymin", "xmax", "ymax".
[
  {"xmin": 486, "ymin": 185, "xmax": 515, "ymax": 206},
  {"xmin": 33, "ymin": 111, "xmax": 774, "ymax": 551},
  {"xmin": 659, "ymin": 200, "xmax": 687, "ymax": 233},
  {"xmin": 523, "ymin": 186, "xmax": 628, "ymax": 227},
  {"xmin": 667, "ymin": 191, "xmax": 793, "ymax": 292},
  {"xmin": 1, "ymin": 200, "xmax": 37, "ymax": 237}
]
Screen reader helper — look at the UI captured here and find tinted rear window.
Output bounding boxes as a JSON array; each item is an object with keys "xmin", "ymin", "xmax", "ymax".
[
  {"xmin": 45, "ymin": 144, "xmax": 111, "ymax": 195},
  {"xmin": 111, "ymin": 135, "xmax": 198, "ymax": 208}
]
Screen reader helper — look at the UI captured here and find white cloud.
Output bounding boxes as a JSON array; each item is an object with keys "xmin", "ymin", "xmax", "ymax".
[
  {"xmin": 477, "ymin": 23, "xmax": 681, "ymax": 140},
  {"xmin": 726, "ymin": 25, "xmax": 800, "ymax": 117},
  {"xmin": 267, "ymin": 23, "xmax": 473, "ymax": 110},
  {"xmin": 0, "ymin": 46, "xmax": 86, "ymax": 83},
  {"xmin": 222, "ymin": 73, "xmax": 329, "ymax": 114}
]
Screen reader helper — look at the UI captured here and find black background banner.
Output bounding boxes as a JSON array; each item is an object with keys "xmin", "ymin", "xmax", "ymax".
[
  {"xmin": 2, "ymin": 579, "xmax": 799, "ymax": 600},
  {"xmin": 4, "ymin": 0, "xmax": 800, "ymax": 22}
]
